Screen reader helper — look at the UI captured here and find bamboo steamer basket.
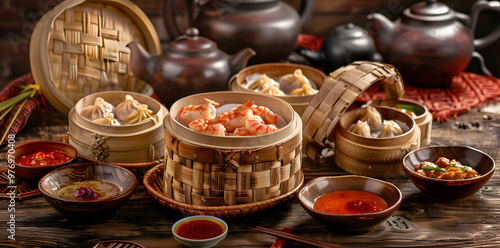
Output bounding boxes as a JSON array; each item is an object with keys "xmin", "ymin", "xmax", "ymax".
[
  {"xmin": 162, "ymin": 92, "xmax": 303, "ymax": 209},
  {"xmin": 301, "ymin": 61, "xmax": 421, "ymax": 178},
  {"xmin": 335, "ymin": 106, "xmax": 420, "ymax": 178},
  {"xmin": 30, "ymin": 0, "xmax": 161, "ymax": 115},
  {"xmin": 368, "ymin": 99, "xmax": 432, "ymax": 147},
  {"xmin": 68, "ymin": 91, "xmax": 168, "ymax": 171},
  {"xmin": 229, "ymin": 63, "xmax": 327, "ymax": 115}
]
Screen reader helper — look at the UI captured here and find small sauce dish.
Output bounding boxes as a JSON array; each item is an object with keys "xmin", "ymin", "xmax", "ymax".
[{"xmin": 172, "ymin": 215, "xmax": 228, "ymax": 248}]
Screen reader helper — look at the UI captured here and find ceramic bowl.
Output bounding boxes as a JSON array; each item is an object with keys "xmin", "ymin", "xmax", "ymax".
[
  {"xmin": 298, "ymin": 175, "xmax": 402, "ymax": 235},
  {"xmin": 38, "ymin": 162, "xmax": 137, "ymax": 224},
  {"xmin": 403, "ymin": 146, "xmax": 495, "ymax": 202},
  {"xmin": 172, "ymin": 215, "xmax": 228, "ymax": 248},
  {"xmin": 12, "ymin": 140, "xmax": 78, "ymax": 183}
]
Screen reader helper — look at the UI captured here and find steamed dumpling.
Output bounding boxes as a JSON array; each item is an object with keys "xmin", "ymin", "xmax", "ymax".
[
  {"xmin": 123, "ymin": 104, "xmax": 155, "ymax": 125},
  {"xmin": 248, "ymin": 74, "xmax": 278, "ymax": 90},
  {"xmin": 290, "ymin": 83, "xmax": 318, "ymax": 96},
  {"xmin": 279, "ymin": 69, "xmax": 310, "ymax": 94},
  {"xmin": 115, "ymin": 94, "xmax": 140, "ymax": 121},
  {"xmin": 377, "ymin": 120, "xmax": 404, "ymax": 138},
  {"xmin": 359, "ymin": 106, "xmax": 383, "ymax": 131},
  {"xmin": 92, "ymin": 112, "xmax": 120, "ymax": 126},
  {"xmin": 348, "ymin": 120, "xmax": 371, "ymax": 137},
  {"xmin": 81, "ymin": 97, "xmax": 115, "ymax": 121}
]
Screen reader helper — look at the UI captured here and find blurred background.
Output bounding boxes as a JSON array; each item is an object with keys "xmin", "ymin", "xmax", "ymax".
[{"xmin": 1, "ymin": 0, "xmax": 499, "ymax": 88}]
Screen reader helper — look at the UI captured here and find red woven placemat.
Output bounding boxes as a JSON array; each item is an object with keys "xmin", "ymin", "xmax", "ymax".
[{"xmin": 357, "ymin": 72, "xmax": 500, "ymax": 123}]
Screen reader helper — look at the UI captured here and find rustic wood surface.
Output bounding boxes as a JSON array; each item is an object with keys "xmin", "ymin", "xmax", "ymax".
[{"xmin": 1, "ymin": 106, "xmax": 499, "ymax": 248}]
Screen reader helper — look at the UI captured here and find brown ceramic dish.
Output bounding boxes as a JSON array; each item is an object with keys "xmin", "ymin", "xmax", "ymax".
[
  {"xmin": 403, "ymin": 146, "xmax": 495, "ymax": 202},
  {"xmin": 38, "ymin": 163, "xmax": 137, "ymax": 224},
  {"xmin": 298, "ymin": 175, "xmax": 402, "ymax": 235},
  {"xmin": 13, "ymin": 141, "xmax": 78, "ymax": 184}
]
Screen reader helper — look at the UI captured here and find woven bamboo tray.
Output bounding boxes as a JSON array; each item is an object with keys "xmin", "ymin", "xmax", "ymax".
[
  {"xmin": 301, "ymin": 61, "xmax": 407, "ymax": 163},
  {"xmin": 143, "ymin": 163, "xmax": 304, "ymax": 218},
  {"xmin": 30, "ymin": 0, "xmax": 161, "ymax": 115}
]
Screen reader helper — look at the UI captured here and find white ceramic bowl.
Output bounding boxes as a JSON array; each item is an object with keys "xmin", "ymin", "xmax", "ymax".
[{"xmin": 172, "ymin": 215, "xmax": 228, "ymax": 248}]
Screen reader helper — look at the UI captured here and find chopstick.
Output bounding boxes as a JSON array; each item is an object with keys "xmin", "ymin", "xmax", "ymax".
[{"xmin": 255, "ymin": 226, "xmax": 343, "ymax": 248}]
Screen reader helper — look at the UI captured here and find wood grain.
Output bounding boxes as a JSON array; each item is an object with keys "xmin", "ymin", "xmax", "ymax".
[{"xmin": 1, "ymin": 109, "xmax": 499, "ymax": 247}]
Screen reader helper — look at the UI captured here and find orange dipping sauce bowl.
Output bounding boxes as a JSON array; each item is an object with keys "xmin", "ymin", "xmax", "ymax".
[{"xmin": 298, "ymin": 175, "xmax": 402, "ymax": 235}]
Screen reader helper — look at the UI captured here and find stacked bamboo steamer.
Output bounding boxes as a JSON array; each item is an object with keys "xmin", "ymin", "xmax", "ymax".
[
  {"xmin": 302, "ymin": 61, "xmax": 423, "ymax": 178},
  {"xmin": 69, "ymin": 91, "xmax": 168, "ymax": 164},
  {"xmin": 163, "ymin": 92, "xmax": 303, "ymax": 206},
  {"xmin": 30, "ymin": 0, "xmax": 161, "ymax": 115}
]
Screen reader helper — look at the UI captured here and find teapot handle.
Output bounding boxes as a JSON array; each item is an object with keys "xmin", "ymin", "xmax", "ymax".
[
  {"xmin": 470, "ymin": 0, "xmax": 500, "ymax": 50},
  {"xmin": 298, "ymin": 0, "xmax": 314, "ymax": 30},
  {"xmin": 164, "ymin": 0, "xmax": 207, "ymax": 40}
]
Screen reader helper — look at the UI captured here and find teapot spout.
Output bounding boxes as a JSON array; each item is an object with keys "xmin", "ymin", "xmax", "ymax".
[
  {"xmin": 127, "ymin": 41, "xmax": 157, "ymax": 83},
  {"xmin": 367, "ymin": 13, "xmax": 395, "ymax": 54},
  {"xmin": 229, "ymin": 48, "xmax": 256, "ymax": 74}
]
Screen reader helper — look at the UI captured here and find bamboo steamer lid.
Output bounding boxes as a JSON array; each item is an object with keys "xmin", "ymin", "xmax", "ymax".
[
  {"xmin": 30, "ymin": 0, "xmax": 161, "ymax": 115},
  {"xmin": 302, "ymin": 61, "xmax": 407, "ymax": 163}
]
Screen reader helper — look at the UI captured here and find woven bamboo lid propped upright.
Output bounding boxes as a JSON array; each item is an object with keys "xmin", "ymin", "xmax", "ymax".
[
  {"xmin": 30, "ymin": 0, "xmax": 162, "ymax": 115},
  {"xmin": 302, "ymin": 61, "xmax": 406, "ymax": 163}
]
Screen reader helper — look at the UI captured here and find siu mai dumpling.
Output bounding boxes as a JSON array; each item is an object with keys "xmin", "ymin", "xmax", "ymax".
[
  {"xmin": 123, "ymin": 104, "xmax": 155, "ymax": 125},
  {"xmin": 377, "ymin": 120, "xmax": 404, "ymax": 138},
  {"xmin": 348, "ymin": 120, "xmax": 371, "ymax": 137},
  {"xmin": 359, "ymin": 106, "xmax": 383, "ymax": 131},
  {"xmin": 115, "ymin": 94, "xmax": 140, "ymax": 121},
  {"xmin": 81, "ymin": 97, "xmax": 115, "ymax": 121},
  {"xmin": 279, "ymin": 69, "xmax": 310, "ymax": 94},
  {"xmin": 92, "ymin": 113, "xmax": 120, "ymax": 126}
]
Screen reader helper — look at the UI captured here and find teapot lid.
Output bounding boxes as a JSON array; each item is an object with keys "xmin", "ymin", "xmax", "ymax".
[
  {"xmin": 405, "ymin": 0, "xmax": 455, "ymax": 22},
  {"xmin": 167, "ymin": 27, "xmax": 216, "ymax": 52},
  {"xmin": 332, "ymin": 23, "xmax": 368, "ymax": 39}
]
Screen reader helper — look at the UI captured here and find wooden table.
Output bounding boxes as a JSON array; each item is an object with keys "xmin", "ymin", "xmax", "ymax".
[{"xmin": 1, "ymin": 107, "xmax": 499, "ymax": 248}]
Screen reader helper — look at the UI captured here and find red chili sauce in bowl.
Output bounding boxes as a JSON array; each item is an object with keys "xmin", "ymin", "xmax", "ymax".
[
  {"xmin": 15, "ymin": 151, "xmax": 72, "ymax": 166},
  {"xmin": 313, "ymin": 190, "xmax": 388, "ymax": 214},
  {"xmin": 175, "ymin": 218, "xmax": 225, "ymax": 239}
]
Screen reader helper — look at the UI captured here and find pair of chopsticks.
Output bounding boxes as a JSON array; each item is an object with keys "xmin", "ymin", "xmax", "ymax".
[{"xmin": 255, "ymin": 226, "xmax": 343, "ymax": 248}]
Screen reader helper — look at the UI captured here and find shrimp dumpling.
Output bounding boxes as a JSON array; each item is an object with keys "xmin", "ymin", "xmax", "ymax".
[
  {"xmin": 81, "ymin": 97, "xmax": 115, "ymax": 121},
  {"xmin": 348, "ymin": 120, "xmax": 371, "ymax": 137},
  {"xmin": 115, "ymin": 94, "xmax": 140, "ymax": 121},
  {"xmin": 123, "ymin": 104, "xmax": 155, "ymax": 125},
  {"xmin": 359, "ymin": 106, "xmax": 383, "ymax": 131},
  {"xmin": 92, "ymin": 113, "xmax": 120, "ymax": 126},
  {"xmin": 377, "ymin": 120, "xmax": 404, "ymax": 138},
  {"xmin": 279, "ymin": 69, "xmax": 310, "ymax": 94}
]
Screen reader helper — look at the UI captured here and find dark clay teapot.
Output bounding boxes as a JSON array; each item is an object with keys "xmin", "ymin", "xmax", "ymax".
[
  {"xmin": 127, "ymin": 28, "xmax": 255, "ymax": 108},
  {"xmin": 300, "ymin": 23, "xmax": 382, "ymax": 72},
  {"xmin": 164, "ymin": 0, "xmax": 313, "ymax": 64},
  {"xmin": 368, "ymin": 0, "xmax": 500, "ymax": 87}
]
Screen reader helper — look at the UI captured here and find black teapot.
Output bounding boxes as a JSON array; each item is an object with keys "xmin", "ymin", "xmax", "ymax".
[
  {"xmin": 300, "ymin": 23, "xmax": 382, "ymax": 72},
  {"xmin": 368, "ymin": 0, "xmax": 500, "ymax": 87}
]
